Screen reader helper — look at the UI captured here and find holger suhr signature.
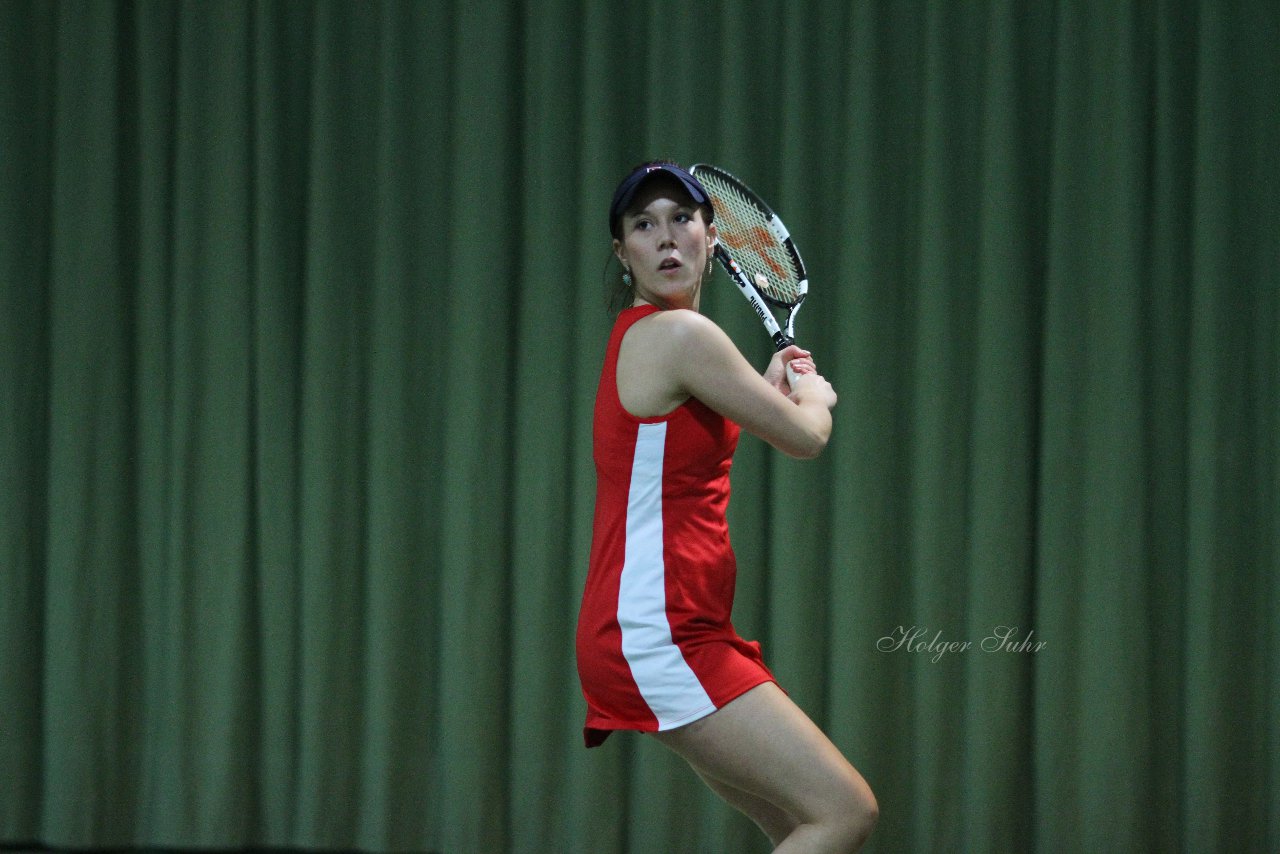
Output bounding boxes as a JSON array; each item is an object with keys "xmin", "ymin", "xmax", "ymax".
[{"xmin": 877, "ymin": 625, "xmax": 1046, "ymax": 663}]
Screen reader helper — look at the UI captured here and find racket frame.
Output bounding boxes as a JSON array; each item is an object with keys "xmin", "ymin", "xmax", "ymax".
[{"xmin": 690, "ymin": 163, "xmax": 810, "ymax": 353}]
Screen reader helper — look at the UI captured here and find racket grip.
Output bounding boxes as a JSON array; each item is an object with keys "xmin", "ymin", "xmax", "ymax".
[{"xmin": 785, "ymin": 360, "xmax": 800, "ymax": 391}]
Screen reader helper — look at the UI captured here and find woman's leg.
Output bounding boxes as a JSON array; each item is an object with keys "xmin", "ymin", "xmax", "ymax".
[
  {"xmin": 651, "ymin": 682, "xmax": 878, "ymax": 853},
  {"xmin": 690, "ymin": 766, "xmax": 799, "ymax": 846}
]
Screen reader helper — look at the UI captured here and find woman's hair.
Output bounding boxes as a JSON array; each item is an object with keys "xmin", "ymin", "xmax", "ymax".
[
  {"xmin": 604, "ymin": 159, "xmax": 714, "ymax": 315},
  {"xmin": 603, "ymin": 251, "xmax": 631, "ymax": 316}
]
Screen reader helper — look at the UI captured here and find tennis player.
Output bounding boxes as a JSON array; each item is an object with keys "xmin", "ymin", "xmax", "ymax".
[{"xmin": 575, "ymin": 162, "xmax": 877, "ymax": 852}]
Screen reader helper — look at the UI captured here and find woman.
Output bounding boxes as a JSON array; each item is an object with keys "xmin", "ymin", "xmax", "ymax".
[{"xmin": 575, "ymin": 161, "xmax": 878, "ymax": 852}]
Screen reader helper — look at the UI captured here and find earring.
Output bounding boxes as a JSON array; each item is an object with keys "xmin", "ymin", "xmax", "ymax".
[
  {"xmin": 706, "ymin": 257, "xmax": 713, "ymax": 276},
  {"xmin": 622, "ymin": 269, "xmax": 632, "ymax": 287}
]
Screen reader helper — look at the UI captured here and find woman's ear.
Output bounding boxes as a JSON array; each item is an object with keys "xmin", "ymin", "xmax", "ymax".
[
  {"xmin": 612, "ymin": 238, "xmax": 627, "ymax": 270},
  {"xmin": 706, "ymin": 222, "xmax": 718, "ymax": 251}
]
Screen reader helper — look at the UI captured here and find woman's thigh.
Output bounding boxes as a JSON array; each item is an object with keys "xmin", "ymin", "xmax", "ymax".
[
  {"xmin": 651, "ymin": 682, "xmax": 875, "ymax": 828},
  {"xmin": 691, "ymin": 765, "xmax": 799, "ymax": 846}
]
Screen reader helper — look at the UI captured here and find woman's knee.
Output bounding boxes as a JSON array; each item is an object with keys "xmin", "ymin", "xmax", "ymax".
[
  {"xmin": 821, "ymin": 770, "xmax": 878, "ymax": 848},
  {"xmin": 814, "ymin": 768, "xmax": 875, "ymax": 850}
]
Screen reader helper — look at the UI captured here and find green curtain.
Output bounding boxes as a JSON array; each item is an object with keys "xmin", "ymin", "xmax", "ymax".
[{"xmin": 2, "ymin": 2, "xmax": 1277, "ymax": 852}]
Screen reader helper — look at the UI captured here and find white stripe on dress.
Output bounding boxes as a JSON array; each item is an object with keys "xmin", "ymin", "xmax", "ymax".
[{"xmin": 617, "ymin": 422, "xmax": 714, "ymax": 729}]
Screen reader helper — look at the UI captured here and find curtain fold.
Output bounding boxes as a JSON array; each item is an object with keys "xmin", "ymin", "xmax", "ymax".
[{"xmin": 2, "ymin": 2, "xmax": 1276, "ymax": 852}]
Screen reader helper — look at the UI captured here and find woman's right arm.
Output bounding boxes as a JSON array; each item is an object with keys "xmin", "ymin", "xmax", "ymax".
[{"xmin": 648, "ymin": 310, "xmax": 837, "ymax": 459}]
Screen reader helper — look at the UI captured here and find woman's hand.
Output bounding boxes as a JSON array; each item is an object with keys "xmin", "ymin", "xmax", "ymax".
[
  {"xmin": 764, "ymin": 345, "xmax": 817, "ymax": 396},
  {"xmin": 788, "ymin": 367, "xmax": 837, "ymax": 410}
]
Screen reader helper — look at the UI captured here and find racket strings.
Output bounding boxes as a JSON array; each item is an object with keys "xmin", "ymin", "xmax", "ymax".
[{"xmin": 701, "ymin": 179, "xmax": 802, "ymax": 304}]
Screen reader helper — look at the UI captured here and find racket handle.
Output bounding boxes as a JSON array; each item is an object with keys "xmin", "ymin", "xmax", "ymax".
[{"xmin": 785, "ymin": 360, "xmax": 800, "ymax": 391}]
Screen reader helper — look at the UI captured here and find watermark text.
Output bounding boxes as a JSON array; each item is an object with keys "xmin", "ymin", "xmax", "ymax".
[{"xmin": 877, "ymin": 625, "xmax": 1045, "ymax": 663}]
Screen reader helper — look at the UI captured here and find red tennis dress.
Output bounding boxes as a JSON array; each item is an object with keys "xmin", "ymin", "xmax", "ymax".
[{"xmin": 576, "ymin": 304, "xmax": 776, "ymax": 748}]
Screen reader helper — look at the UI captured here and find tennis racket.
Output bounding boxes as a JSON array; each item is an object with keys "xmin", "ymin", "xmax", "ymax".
[{"xmin": 689, "ymin": 164, "xmax": 810, "ymax": 387}]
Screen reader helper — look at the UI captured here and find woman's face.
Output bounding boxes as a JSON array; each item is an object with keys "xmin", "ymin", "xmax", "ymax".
[{"xmin": 613, "ymin": 177, "xmax": 717, "ymax": 311}]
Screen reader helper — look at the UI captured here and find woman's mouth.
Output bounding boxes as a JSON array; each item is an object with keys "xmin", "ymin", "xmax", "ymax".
[{"xmin": 658, "ymin": 258, "xmax": 682, "ymax": 271}]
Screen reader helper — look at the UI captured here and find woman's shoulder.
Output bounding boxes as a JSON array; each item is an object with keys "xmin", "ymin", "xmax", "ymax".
[
  {"xmin": 621, "ymin": 310, "xmax": 739, "ymax": 380},
  {"xmin": 619, "ymin": 308, "xmax": 741, "ymax": 387},
  {"xmin": 629, "ymin": 307, "xmax": 721, "ymax": 346}
]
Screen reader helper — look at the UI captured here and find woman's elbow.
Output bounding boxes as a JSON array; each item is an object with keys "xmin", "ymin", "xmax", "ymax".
[{"xmin": 780, "ymin": 431, "xmax": 829, "ymax": 460}]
